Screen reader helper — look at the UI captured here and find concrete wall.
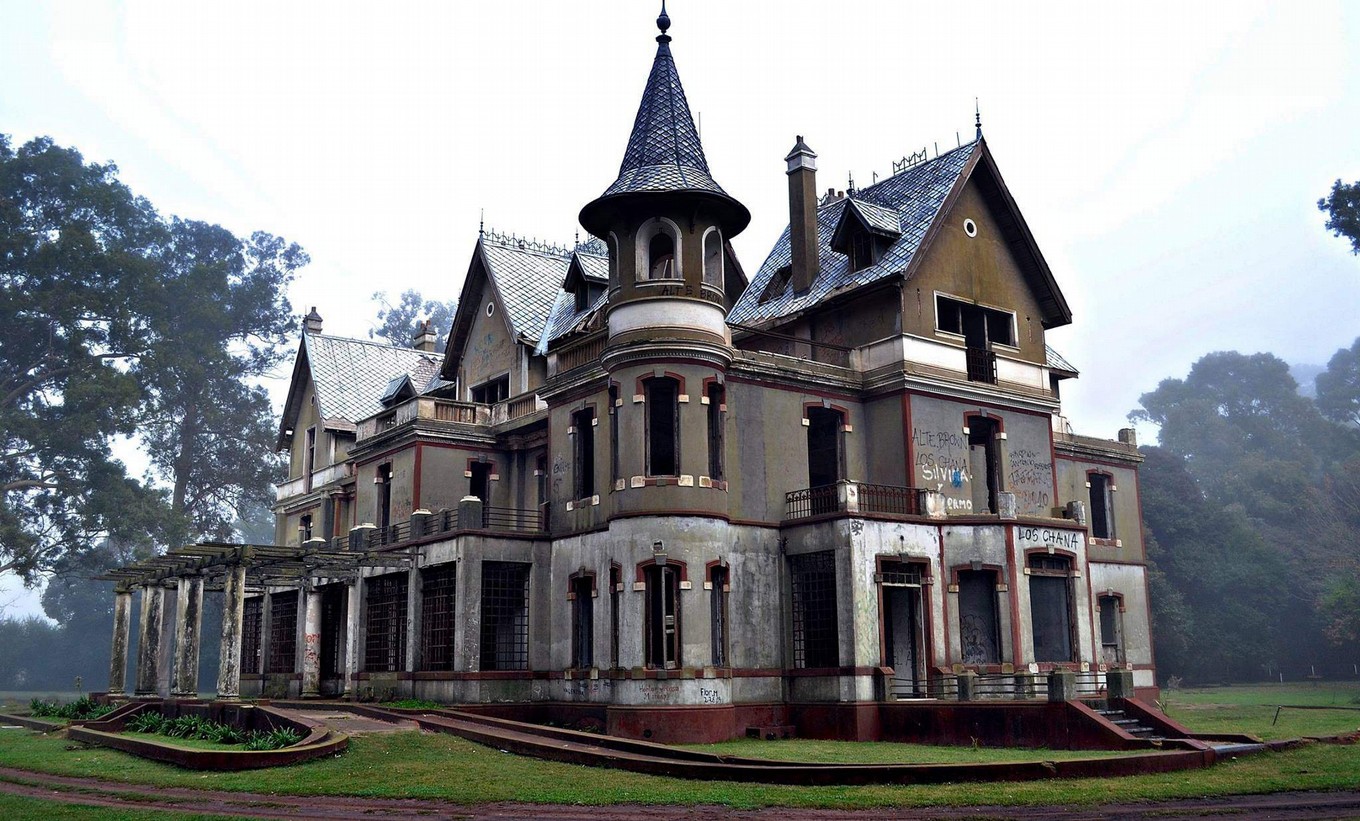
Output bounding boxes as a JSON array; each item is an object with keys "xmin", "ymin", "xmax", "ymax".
[
  {"xmin": 459, "ymin": 281, "xmax": 516, "ymax": 397},
  {"xmin": 1054, "ymin": 456, "xmax": 1145, "ymax": 562}
]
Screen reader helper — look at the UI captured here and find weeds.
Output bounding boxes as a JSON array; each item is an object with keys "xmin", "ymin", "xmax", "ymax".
[
  {"xmin": 28, "ymin": 697, "xmax": 113, "ymax": 721},
  {"xmin": 123, "ymin": 711, "xmax": 300, "ymax": 750}
]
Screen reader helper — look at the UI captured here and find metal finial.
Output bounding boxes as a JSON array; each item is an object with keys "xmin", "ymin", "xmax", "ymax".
[
  {"xmin": 975, "ymin": 97, "xmax": 982, "ymax": 139},
  {"xmin": 657, "ymin": 0, "xmax": 670, "ymax": 33},
  {"xmin": 479, "ymin": 209, "xmax": 484, "ymax": 236}
]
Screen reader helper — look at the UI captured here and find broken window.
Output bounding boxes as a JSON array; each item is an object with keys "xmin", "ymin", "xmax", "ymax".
[
  {"xmin": 790, "ymin": 550, "xmax": 840, "ymax": 668},
  {"xmin": 376, "ymin": 463, "xmax": 393, "ymax": 533},
  {"xmin": 648, "ymin": 230, "xmax": 677, "ymax": 280},
  {"xmin": 480, "ymin": 561, "xmax": 530, "ymax": 671},
  {"xmin": 469, "ymin": 461, "xmax": 491, "ymax": 506},
  {"xmin": 1089, "ymin": 473, "xmax": 1115, "ymax": 540},
  {"xmin": 571, "ymin": 575, "xmax": 594, "ymax": 669},
  {"xmin": 879, "ymin": 560, "xmax": 925, "ymax": 694},
  {"xmin": 304, "ymin": 427, "xmax": 316, "ymax": 492},
  {"xmin": 267, "ymin": 593, "xmax": 298, "ymax": 674},
  {"xmin": 759, "ymin": 265, "xmax": 792, "ymax": 303},
  {"xmin": 957, "ymin": 569, "xmax": 1001, "ymax": 665},
  {"xmin": 703, "ymin": 229, "xmax": 723, "ymax": 287},
  {"xmin": 320, "ymin": 585, "xmax": 346, "ymax": 680},
  {"xmin": 806, "ymin": 407, "xmax": 844, "ymax": 489},
  {"xmin": 967, "ymin": 416, "xmax": 1000, "ymax": 514},
  {"xmin": 420, "ymin": 564, "xmax": 457, "ymax": 672},
  {"xmin": 707, "ymin": 382, "xmax": 725, "ymax": 482},
  {"xmin": 364, "ymin": 572, "xmax": 408, "ymax": 673},
  {"xmin": 937, "ymin": 295, "xmax": 1013, "ymax": 383},
  {"xmin": 299, "ymin": 514, "xmax": 313, "ymax": 544},
  {"xmin": 644, "ymin": 563, "xmax": 681, "ymax": 669},
  {"xmin": 241, "ymin": 597, "xmax": 263, "ymax": 675},
  {"xmin": 609, "ymin": 565, "xmax": 621, "ymax": 669},
  {"xmin": 573, "ymin": 407, "xmax": 596, "ymax": 499},
  {"xmin": 471, "ymin": 375, "xmax": 510, "ymax": 404},
  {"xmin": 644, "ymin": 377, "xmax": 680, "ymax": 476},
  {"xmin": 1098, "ymin": 594, "xmax": 1124, "ymax": 664},
  {"xmin": 1028, "ymin": 554, "xmax": 1075, "ymax": 663},
  {"xmin": 710, "ymin": 566, "xmax": 729, "ymax": 667}
]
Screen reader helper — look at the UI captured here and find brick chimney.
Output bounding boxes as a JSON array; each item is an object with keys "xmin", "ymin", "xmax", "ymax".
[
  {"xmin": 304, "ymin": 307, "xmax": 323, "ymax": 335},
  {"xmin": 785, "ymin": 136, "xmax": 820, "ymax": 293},
  {"xmin": 412, "ymin": 319, "xmax": 437, "ymax": 352}
]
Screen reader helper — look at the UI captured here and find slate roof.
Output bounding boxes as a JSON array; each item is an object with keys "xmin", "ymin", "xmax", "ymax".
[
  {"xmin": 539, "ymin": 248, "xmax": 611, "ymax": 353},
  {"xmin": 730, "ymin": 141, "xmax": 979, "ymax": 326},
  {"xmin": 1046, "ymin": 345, "xmax": 1079, "ymax": 376},
  {"xmin": 478, "ymin": 234, "xmax": 574, "ymax": 343},
  {"xmin": 844, "ymin": 198, "xmax": 902, "ymax": 237},
  {"xmin": 295, "ymin": 334, "xmax": 444, "ymax": 430}
]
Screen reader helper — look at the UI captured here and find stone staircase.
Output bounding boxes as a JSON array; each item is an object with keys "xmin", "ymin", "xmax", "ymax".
[{"xmin": 1095, "ymin": 705, "xmax": 1165, "ymax": 742}]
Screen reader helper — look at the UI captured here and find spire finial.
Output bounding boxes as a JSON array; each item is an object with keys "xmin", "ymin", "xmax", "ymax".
[
  {"xmin": 657, "ymin": 1, "xmax": 671, "ymax": 41},
  {"xmin": 975, "ymin": 97, "xmax": 982, "ymax": 140},
  {"xmin": 479, "ymin": 208, "xmax": 484, "ymax": 236}
]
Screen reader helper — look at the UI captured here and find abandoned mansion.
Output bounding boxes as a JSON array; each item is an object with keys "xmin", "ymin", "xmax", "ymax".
[{"xmin": 102, "ymin": 7, "xmax": 1155, "ymax": 743}]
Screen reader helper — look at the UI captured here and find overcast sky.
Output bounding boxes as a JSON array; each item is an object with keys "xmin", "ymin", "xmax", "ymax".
[{"xmin": 3, "ymin": 0, "xmax": 1358, "ymax": 616}]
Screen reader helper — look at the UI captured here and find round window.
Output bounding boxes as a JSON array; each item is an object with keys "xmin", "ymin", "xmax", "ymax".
[
  {"xmin": 486, "ymin": 302, "xmax": 495, "ymax": 316},
  {"xmin": 963, "ymin": 218, "xmax": 978, "ymax": 238}
]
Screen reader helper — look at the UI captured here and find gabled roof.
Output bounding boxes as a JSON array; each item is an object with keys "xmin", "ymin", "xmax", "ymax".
[
  {"xmin": 730, "ymin": 139, "xmax": 1072, "ymax": 330},
  {"xmin": 842, "ymin": 197, "xmax": 903, "ymax": 238},
  {"xmin": 1046, "ymin": 345, "xmax": 1079, "ymax": 376},
  {"xmin": 540, "ymin": 247, "xmax": 611, "ymax": 354},
  {"xmin": 278, "ymin": 333, "xmax": 444, "ymax": 447},
  {"xmin": 380, "ymin": 374, "xmax": 417, "ymax": 407}
]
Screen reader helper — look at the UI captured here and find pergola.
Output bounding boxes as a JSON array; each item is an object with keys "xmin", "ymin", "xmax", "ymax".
[{"xmin": 98, "ymin": 542, "xmax": 417, "ymax": 700}]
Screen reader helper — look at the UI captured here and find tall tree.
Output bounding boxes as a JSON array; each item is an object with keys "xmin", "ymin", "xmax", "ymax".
[
  {"xmin": 370, "ymin": 289, "xmax": 456, "ymax": 350},
  {"xmin": 1315, "ymin": 337, "xmax": 1360, "ymax": 428},
  {"xmin": 1319, "ymin": 178, "xmax": 1360, "ymax": 255},
  {"xmin": 136, "ymin": 221, "xmax": 306, "ymax": 541},
  {"xmin": 0, "ymin": 135, "xmax": 173, "ymax": 581}
]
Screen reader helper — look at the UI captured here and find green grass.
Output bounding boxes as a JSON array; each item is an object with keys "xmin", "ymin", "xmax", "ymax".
[
  {"xmin": 679, "ymin": 737, "xmax": 1126, "ymax": 764},
  {"xmin": 0, "ymin": 792, "xmax": 252, "ymax": 820},
  {"xmin": 2, "ymin": 723, "xmax": 1360, "ymax": 810},
  {"xmin": 1161, "ymin": 682, "xmax": 1360, "ymax": 740}
]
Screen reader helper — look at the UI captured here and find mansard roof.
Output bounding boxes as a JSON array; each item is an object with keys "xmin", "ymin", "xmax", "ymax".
[
  {"xmin": 278, "ymin": 333, "xmax": 443, "ymax": 447},
  {"xmin": 730, "ymin": 139, "xmax": 1071, "ymax": 330}
]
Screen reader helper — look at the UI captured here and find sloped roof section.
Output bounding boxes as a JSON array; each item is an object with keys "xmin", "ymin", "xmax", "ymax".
[
  {"xmin": 731, "ymin": 141, "xmax": 978, "ymax": 326},
  {"xmin": 540, "ymin": 248, "xmax": 611, "ymax": 353},
  {"xmin": 479, "ymin": 234, "xmax": 573, "ymax": 343},
  {"xmin": 1046, "ymin": 345, "xmax": 1079, "ymax": 376},
  {"xmin": 845, "ymin": 198, "xmax": 902, "ymax": 237},
  {"xmin": 302, "ymin": 334, "xmax": 443, "ymax": 427}
]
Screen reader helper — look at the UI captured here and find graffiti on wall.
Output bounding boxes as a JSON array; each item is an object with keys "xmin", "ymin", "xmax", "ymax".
[
  {"xmin": 1007, "ymin": 447, "xmax": 1053, "ymax": 515},
  {"xmin": 911, "ymin": 427, "xmax": 972, "ymax": 490}
]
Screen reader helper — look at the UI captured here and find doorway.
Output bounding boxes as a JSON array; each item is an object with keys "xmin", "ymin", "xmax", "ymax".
[{"xmin": 880, "ymin": 560, "xmax": 925, "ymax": 698}]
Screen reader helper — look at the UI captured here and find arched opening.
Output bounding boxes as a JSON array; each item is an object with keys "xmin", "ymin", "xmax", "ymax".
[
  {"xmin": 648, "ymin": 231, "xmax": 677, "ymax": 280},
  {"xmin": 703, "ymin": 229, "xmax": 723, "ymax": 287}
]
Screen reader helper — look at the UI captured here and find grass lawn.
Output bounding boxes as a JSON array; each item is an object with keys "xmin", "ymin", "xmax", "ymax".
[
  {"xmin": 1160, "ymin": 682, "xmax": 1360, "ymax": 740},
  {"xmin": 0, "ymin": 793, "xmax": 242, "ymax": 821},
  {"xmin": 678, "ymin": 737, "xmax": 1127, "ymax": 764}
]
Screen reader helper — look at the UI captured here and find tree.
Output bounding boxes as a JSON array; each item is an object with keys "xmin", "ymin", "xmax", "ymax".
[
  {"xmin": 0, "ymin": 135, "xmax": 173, "ymax": 582},
  {"xmin": 1319, "ymin": 178, "xmax": 1360, "ymax": 255},
  {"xmin": 135, "ymin": 221, "xmax": 306, "ymax": 541},
  {"xmin": 370, "ymin": 289, "xmax": 456, "ymax": 350},
  {"xmin": 1315, "ymin": 337, "xmax": 1360, "ymax": 428}
]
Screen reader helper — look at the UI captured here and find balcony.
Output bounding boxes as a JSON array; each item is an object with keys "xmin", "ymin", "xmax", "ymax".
[
  {"xmin": 354, "ymin": 393, "xmax": 548, "ymax": 443},
  {"xmin": 275, "ymin": 462, "xmax": 356, "ymax": 502},
  {"xmin": 784, "ymin": 481, "xmax": 926, "ymax": 521},
  {"xmin": 334, "ymin": 504, "xmax": 547, "ymax": 551},
  {"xmin": 965, "ymin": 346, "xmax": 997, "ymax": 384}
]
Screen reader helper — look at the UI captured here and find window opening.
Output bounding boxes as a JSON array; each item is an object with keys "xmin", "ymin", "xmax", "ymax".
[
  {"xmin": 849, "ymin": 229, "xmax": 873, "ymax": 272},
  {"xmin": 609, "ymin": 565, "xmax": 621, "ymax": 669},
  {"xmin": 806, "ymin": 407, "xmax": 844, "ymax": 490},
  {"xmin": 299, "ymin": 514, "xmax": 313, "ymax": 543},
  {"xmin": 957, "ymin": 570, "xmax": 1001, "ymax": 665},
  {"xmin": 469, "ymin": 462, "xmax": 491, "ymax": 505},
  {"xmin": 937, "ymin": 295, "xmax": 1013, "ymax": 383},
  {"xmin": 480, "ymin": 561, "xmax": 530, "ymax": 670},
  {"xmin": 376, "ymin": 464, "xmax": 393, "ymax": 533},
  {"xmin": 304, "ymin": 427, "xmax": 316, "ymax": 492},
  {"xmin": 759, "ymin": 265, "xmax": 792, "ymax": 303},
  {"xmin": 710, "ymin": 566, "xmax": 729, "ymax": 667},
  {"xmin": 608, "ymin": 385, "xmax": 620, "ymax": 485},
  {"xmin": 879, "ymin": 559, "xmax": 924, "ymax": 695},
  {"xmin": 573, "ymin": 407, "xmax": 596, "ymax": 499},
  {"xmin": 790, "ymin": 551, "xmax": 840, "ymax": 668},
  {"xmin": 967, "ymin": 416, "xmax": 1000, "ymax": 514},
  {"xmin": 364, "ymin": 573, "xmax": 408, "ymax": 673},
  {"xmin": 645, "ymin": 378, "xmax": 679, "ymax": 476},
  {"xmin": 571, "ymin": 576, "xmax": 594, "ymax": 669},
  {"xmin": 420, "ymin": 564, "xmax": 457, "ymax": 671},
  {"xmin": 1098, "ymin": 594, "xmax": 1124, "ymax": 664},
  {"xmin": 1089, "ymin": 473, "xmax": 1115, "ymax": 540},
  {"xmin": 644, "ymin": 564, "xmax": 681, "ymax": 668},
  {"xmin": 703, "ymin": 230, "xmax": 723, "ymax": 287},
  {"xmin": 707, "ymin": 383, "xmax": 725, "ymax": 481},
  {"xmin": 536, "ymin": 452, "xmax": 549, "ymax": 517},
  {"xmin": 267, "ymin": 593, "xmax": 298, "ymax": 674},
  {"xmin": 471, "ymin": 375, "xmax": 510, "ymax": 404},
  {"xmin": 1027, "ymin": 554, "xmax": 1075, "ymax": 663},
  {"xmin": 648, "ymin": 231, "xmax": 677, "ymax": 280},
  {"xmin": 241, "ymin": 597, "xmax": 263, "ymax": 675},
  {"xmin": 320, "ymin": 585, "xmax": 346, "ymax": 679}
]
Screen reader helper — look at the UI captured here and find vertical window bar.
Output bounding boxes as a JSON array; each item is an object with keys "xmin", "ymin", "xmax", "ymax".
[
  {"xmin": 364, "ymin": 573, "xmax": 409, "ymax": 673},
  {"xmin": 790, "ymin": 551, "xmax": 840, "ymax": 668},
  {"xmin": 267, "ymin": 593, "xmax": 298, "ymax": 674},
  {"xmin": 480, "ymin": 562, "xmax": 530, "ymax": 671},
  {"xmin": 420, "ymin": 565, "xmax": 457, "ymax": 671}
]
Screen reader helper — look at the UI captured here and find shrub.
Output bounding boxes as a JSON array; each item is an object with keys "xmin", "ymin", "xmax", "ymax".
[
  {"xmin": 164, "ymin": 715, "xmax": 208, "ymax": 739},
  {"xmin": 127, "ymin": 711, "xmax": 167, "ymax": 734},
  {"xmin": 383, "ymin": 699, "xmax": 442, "ymax": 710},
  {"xmin": 244, "ymin": 727, "xmax": 303, "ymax": 751}
]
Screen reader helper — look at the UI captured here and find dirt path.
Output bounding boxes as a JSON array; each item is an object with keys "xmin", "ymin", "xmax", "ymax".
[{"xmin": 1, "ymin": 765, "xmax": 1359, "ymax": 820}]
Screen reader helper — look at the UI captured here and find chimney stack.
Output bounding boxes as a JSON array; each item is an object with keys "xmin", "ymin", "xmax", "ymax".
[
  {"xmin": 412, "ymin": 319, "xmax": 438, "ymax": 352},
  {"xmin": 304, "ymin": 307, "xmax": 323, "ymax": 335},
  {"xmin": 785, "ymin": 136, "xmax": 820, "ymax": 293}
]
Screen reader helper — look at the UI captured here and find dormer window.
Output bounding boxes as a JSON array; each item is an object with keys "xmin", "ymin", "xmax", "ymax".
[
  {"xmin": 849, "ymin": 229, "xmax": 873, "ymax": 272},
  {"xmin": 830, "ymin": 198, "xmax": 901, "ymax": 274}
]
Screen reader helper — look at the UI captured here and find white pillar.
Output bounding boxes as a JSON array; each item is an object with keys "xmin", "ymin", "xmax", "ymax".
[
  {"xmin": 344, "ymin": 579, "xmax": 362, "ymax": 699},
  {"xmin": 216, "ymin": 564, "xmax": 247, "ymax": 700},
  {"xmin": 301, "ymin": 586, "xmax": 322, "ymax": 697},
  {"xmin": 172, "ymin": 577, "xmax": 204, "ymax": 698}
]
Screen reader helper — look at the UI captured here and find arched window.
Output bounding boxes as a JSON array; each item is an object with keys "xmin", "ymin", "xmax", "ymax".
[
  {"xmin": 644, "ymin": 377, "xmax": 680, "ymax": 476},
  {"xmin": 703, "ymin": 228, "xmax": 723, "ymax": 287},
  {"xmin": 607, "ymin": 232, "xmax": 619, "ymax": 286},
  {"xmin": 648, "ymin": 232, "xmax": 676, "ymax": 280}
]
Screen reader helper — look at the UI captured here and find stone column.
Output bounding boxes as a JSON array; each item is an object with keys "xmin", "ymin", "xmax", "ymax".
[
  {"xmin": 133, "ymin": 583, "xmax": 166, "ymax": 698},
  {"xmin": 107, "ymin": 587, "xmax": 133, "ymax": 697},
  {"xmin": 301, "ymin": 585, "xmax": 322, "ymax": 698},
  {"xmin": 343, "ymin": 579, "xmax": 362, "ymax": 699},
  {"xmin": 216, "ymin": 564, "xmax": 247, "ymax": 700},
  {"xmin": 171, "ymin": 577, "xmax": 204, "ymax": 699}
]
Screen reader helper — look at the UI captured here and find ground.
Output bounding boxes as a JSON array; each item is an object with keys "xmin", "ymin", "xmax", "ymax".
[{"xmin": 0, "ymin": 682, "xmax": 1358, "ymax": 818}]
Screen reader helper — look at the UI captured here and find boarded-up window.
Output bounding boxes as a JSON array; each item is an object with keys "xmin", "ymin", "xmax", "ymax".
[
  {"xmin": 267, "ymin": 593, "xmax": 298, "ymax": 674},
  {"xmin": 1028, "ymin": 555, "xmax": 1074, "ymax": 663},
  {"xmin": 957, "ymin": 570, "xmax": 1000, "ymax": 665},
  {"xmin": 420, "ymin": 564, "xmax": 457, "ymax": 671},
  {"xmin": 703, "ymin": 229, "xmax": 723, "ymax": 287},
  {"xmin": 790, "ymin": 550, "xmax": 839, "ymax": 668},
  {"xmin": 364, "ymin": 573, "xmax": 408, "ymax": 673},
  {"xmin": 480, "ymin": 561, "xmax": 530, "ymax": 671}
]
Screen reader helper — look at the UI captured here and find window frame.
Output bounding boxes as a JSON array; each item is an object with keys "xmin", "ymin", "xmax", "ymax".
[
  {"xmin": 572, "ymin": 406, "xmax": 596, "ymax": 500},
  {"xmin": 643, "ymin": 562, "xmax": 682, "ymax": 669},
  {"xmin": 1088, "ymin": 471, "xmax": 1116, "ymax": 541},
  {"xmin": 644, "ymin": 377, "xmax": 681, "ymax": 477}
]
